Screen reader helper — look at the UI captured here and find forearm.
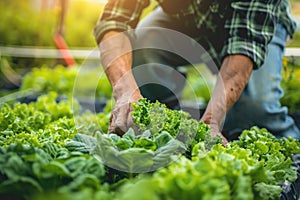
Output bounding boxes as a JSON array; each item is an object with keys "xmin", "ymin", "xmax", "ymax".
[
  {"xmin": 99, "ymin": 31, "xmax": 141, "ymax": 100},
  {"xmin": 201, "ymin": 55, "xmax": 253, "ymax": 129},
  {"xmin": 98, "ymin": 31, "xmax": 142, "ymax": 135}
]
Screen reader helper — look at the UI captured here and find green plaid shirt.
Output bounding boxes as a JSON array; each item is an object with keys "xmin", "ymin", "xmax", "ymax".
[{"xmin": 94, "ymin": 0, "xmax": 296, "ymax": 68}]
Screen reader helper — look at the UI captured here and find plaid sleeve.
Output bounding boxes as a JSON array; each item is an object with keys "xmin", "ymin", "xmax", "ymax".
[
  {"xmin": 222, "ymin": 0, "xmax": 281, "ymax": 68},
  {"xmin": 278, "ymin": 0, "xmax": 297, "ymax": 38},
  {"xmin": 94, "ymin": 0, "xmax": 150, "ymax": 44}
]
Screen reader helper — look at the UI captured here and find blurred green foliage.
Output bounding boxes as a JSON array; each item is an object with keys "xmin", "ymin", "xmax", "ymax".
[
  {"xmin": 0, "ymin": 0, "xmax": 104, "ymax": 70},
  {"xmin": 281, "ymin": 57, "xmax": 300, "ymax": 111},
  {"xmin": 182, "ymin": 66, "xmax": 214, "ymax": 105},
  {"xmin": 288, "ymin": 31, "xmax": 300, "ymax": 47},
  {"xmin": 21, "ymin": 65, "xmax": 112, "ymax": 99},
  {"xmin": 63, "ymin": 1, "xmax": 104, "ymax": 47},
  {"xmin": 0, "ymin": 0, "xmax": 103, "ymax": 47},
  {"xmin": 0, "ymin": 0, "xmax": 55, "ymax": 46}
]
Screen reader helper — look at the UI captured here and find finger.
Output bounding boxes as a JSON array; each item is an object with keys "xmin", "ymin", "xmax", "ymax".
[
  {"xmin": 115, "ymin": 126, "xmax": 126, "ymax": 136},
  {"xmin": 108, "ymin": 109, "xmax": 126, "ymax": 135},
  {"xmin": 221, "ymin": 136, "xmax": 228, "ymax": 146},
  {"xmin": 127, "ymin": 113, "xmax": 139, "ymax": 135},
  {"xmin": 113, "ymin": 106, "xmax": 130, "ymax": 135},
  {"xmin": 108, "ymin": 113, "xmax": 116, "ymax": 134},
  {"xmin": 114, "ymin": 117, "xmax": 128, "ymax": 135},
  {"xmin": 209, "ymin": 126, "xmax": 228, "ymax": 146}
]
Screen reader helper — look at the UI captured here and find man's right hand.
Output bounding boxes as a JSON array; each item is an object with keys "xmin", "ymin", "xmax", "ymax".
[
  {"xmin": 109, "ymin": 90, "xmax": 143, "ymax": 135},
  {"xmin": 99, "ymin": 31, "xmax": 142, "ymax": 135}
]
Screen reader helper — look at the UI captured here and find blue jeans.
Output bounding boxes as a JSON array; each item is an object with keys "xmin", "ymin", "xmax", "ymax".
[
  {"xmin": 132, "ymin": 8, "xmax": 300, "ymax": 140},
  {"xmin": 223, "ymin": 23, "xmax": 300, "ymax": 140}
]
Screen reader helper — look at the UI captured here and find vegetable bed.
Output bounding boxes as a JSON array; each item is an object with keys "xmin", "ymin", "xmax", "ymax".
[{"xmin": 0, "ymin": 92, "xmax": 299, "ymax": 200}]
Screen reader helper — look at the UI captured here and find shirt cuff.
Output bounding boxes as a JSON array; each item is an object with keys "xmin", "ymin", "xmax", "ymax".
[
  {"xmin": 221, "ymin": 36, "xmax": 267, "ymax": 69},
  {"xmin": 94, "ymin": 21, "xmax": 132, "ymax": 44}
]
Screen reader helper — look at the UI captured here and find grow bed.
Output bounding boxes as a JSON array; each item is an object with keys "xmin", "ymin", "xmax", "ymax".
[{"xmin": 0, "ymin": 93, "xmax": 299, "ymax": 200}]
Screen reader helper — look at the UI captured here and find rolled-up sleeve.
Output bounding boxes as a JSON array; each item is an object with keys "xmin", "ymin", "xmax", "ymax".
[
  {"xmin": 221, "ymin": 0, "xmax": 281, "ymax": 68},
  {"xmin": 94, "ymin": 0, "xmax": 150, "ymax": 44}
]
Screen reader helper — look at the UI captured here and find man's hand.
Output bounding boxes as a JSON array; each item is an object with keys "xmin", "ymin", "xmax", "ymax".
[
  {"xmin": 109, "ymin": 90, "xmax": 142, "ymax": 135},
  {"xmin": 201, "ymin": 55, "xmax": 253, "ymax": 145},
  {"xmin": 99, "ymin": 31, "xmax": 142, "ymax": 135},
  {"xmin": 208, "ymin": 123, "xmax": 228, "ymax": 146}
]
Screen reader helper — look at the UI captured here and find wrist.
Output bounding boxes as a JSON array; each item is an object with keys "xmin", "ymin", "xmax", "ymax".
[
  {"xmin": 112, "ymin": 83, "xmax": 142, "ymax": 102},
  {"xmin": 201, "ymin": 117, "xmax": 220, "ymax": 129},
  {"xmin": 201, "ymin": 104, "xmax": 224, "ymax": 129}
]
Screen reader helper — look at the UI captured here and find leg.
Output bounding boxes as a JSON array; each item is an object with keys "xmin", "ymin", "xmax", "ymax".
[
  {"xmin": 223, "ymin": 23, "xmax": 300, "ymax": 140},
  {"xmin": 131, "ymin": 7, "xmax": 204, "ymax": 109}
]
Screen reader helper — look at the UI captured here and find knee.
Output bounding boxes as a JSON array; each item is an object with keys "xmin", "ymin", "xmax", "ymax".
[{"xmin": 240, "ymin": 96, "xmax": 284, "ymax": 116}]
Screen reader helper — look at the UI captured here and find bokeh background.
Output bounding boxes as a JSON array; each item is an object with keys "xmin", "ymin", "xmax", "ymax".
[{"xmin": 0, "ymin": 0, "xmax": 300, "ymax": 116}]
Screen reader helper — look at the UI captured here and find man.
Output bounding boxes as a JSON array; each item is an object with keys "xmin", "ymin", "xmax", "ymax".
[{"xmin": 94, "ymin": 0, "xmax": 300, "ymax": 144}]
